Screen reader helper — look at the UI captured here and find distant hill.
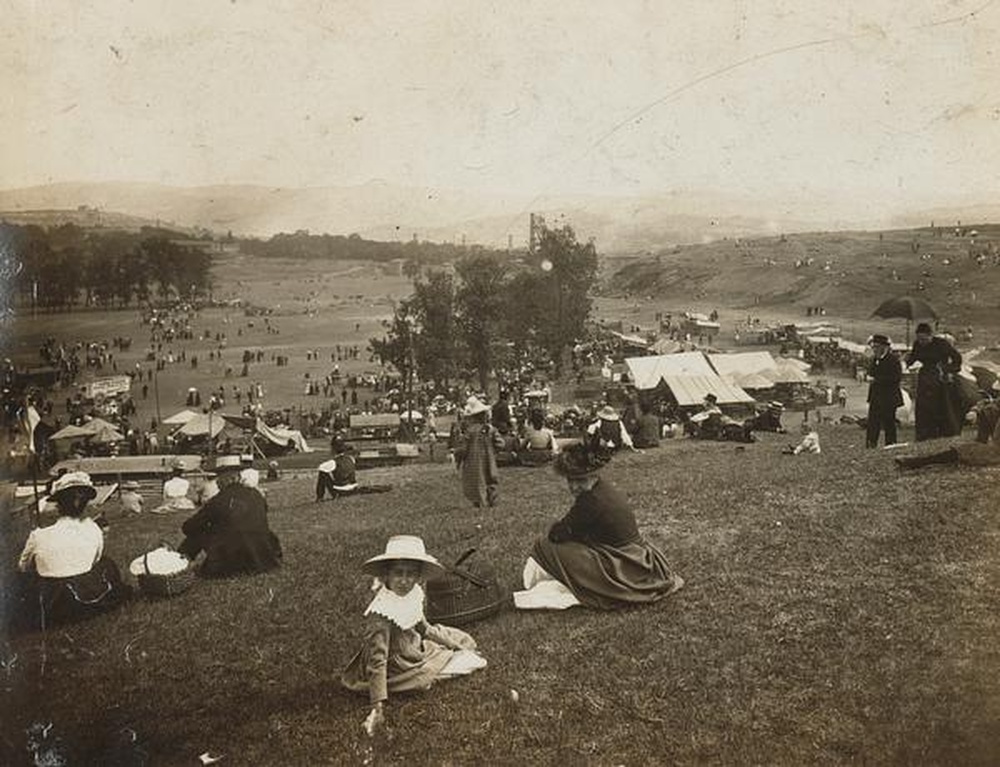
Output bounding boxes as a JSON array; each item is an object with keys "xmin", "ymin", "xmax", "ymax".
[
  {"xmin": 0, "ymin": 182, "xmax": 872, "ymax": 254},
  {"xmin": 0, "ymin": 206, "xmax": 191, "ymax": 234},
  {"xmin": 608, "ymin": 225, "xmax": 1000, "ymax": 332}
]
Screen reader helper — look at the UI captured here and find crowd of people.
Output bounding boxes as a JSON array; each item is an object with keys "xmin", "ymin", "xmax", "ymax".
[{"xmin": 7, "ymin": 311, "xmax": 1000, "ymax": 746}]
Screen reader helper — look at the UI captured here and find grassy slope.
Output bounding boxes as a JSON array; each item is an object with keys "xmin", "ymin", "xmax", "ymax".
[
  {"xmin": 3, "ymin": 425, "xmax": 999, "ymax": 766},
  {"xmin": 608, "ymin": 226, "xmax": 1000, "ymax": 336}
]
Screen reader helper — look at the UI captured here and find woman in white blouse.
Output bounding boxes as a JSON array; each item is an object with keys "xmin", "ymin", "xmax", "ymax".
[{"xmin": 16, "ymin": 472, "xmax": 128, "ymax": 630}]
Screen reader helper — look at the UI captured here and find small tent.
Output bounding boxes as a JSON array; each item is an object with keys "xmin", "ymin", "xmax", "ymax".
[
  {"xmin": 625, "ymin": 352, "xmax": 718, "ymax": 390},
  {"xmin": 163, "ymin": 409, "xmax": 199, "ymax": 425},
  {"xmin": 177, "ymin": 412, "xmax": 231, "ymax": 439},
  {"xmin": 625, "ymin": 352, "xmax": 754, "ymax": 406}
]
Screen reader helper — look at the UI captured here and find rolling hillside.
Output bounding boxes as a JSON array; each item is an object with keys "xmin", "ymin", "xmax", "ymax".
[{"xmin": 607, "ymin": 225, "xmax": 1000, "ymax": 334}]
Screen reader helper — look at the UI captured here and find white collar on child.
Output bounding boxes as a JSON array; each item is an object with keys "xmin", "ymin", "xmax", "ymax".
[{"xmin": 364, "ymin": 583, "xmax": 426, "ymax": 630}]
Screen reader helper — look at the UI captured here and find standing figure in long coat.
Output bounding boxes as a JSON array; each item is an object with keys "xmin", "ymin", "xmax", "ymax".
[
  {"xmin": 866, "ymin": 334, "xmax": 904, "ymax": 447},
  {"xmin": 454, "ymin": 397, "xmax": 503, "ymax": 508},
  {"xmin": 906, "ymin": 323, "xmax": 963, "ymax": 441}
]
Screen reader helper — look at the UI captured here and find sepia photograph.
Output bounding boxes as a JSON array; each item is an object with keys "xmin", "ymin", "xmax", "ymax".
[{"xmin": 1, "ymin": 1, "xmax": 999, "ymax": 764}]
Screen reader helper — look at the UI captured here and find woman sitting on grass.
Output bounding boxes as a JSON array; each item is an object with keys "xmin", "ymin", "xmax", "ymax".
[
  {"xmin": 513, "ymin": 442, "xmax": 684, "ymax": 611},
  {"xmin": 342, "ymin": 535, "xmax": 487, "ymax": 736},
  {"xmin": 518, "ymin": 409, "xmax": 560, "ymax": 466},
  {"xmin": 16, "ymin": 472, "xmax": 129, "ymax": 630}
]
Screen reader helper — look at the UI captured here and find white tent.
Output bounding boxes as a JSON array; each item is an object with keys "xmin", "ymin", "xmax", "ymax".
[
  {"xmin": 708, "ymin": 352, "xmax": 811, "ymax": 386},
  {"xmin": 163, "ymin": 409, "xmax": 199, "ymax": 425},
  {"xmin": 731, "ymin": 372, "xmax": 776, "ymax": 390},
  {"xmin": 625, "ymin": 352, "xmax": 754, "ymax": 405},
  {"xmin": 255, "ymin": 419, "xmax": 313, "ymax": 453},
  {"xmin": 708, "ymin": 352, "xmax": 777, "ymax": 379},
  {"xmin": 177, "ymin": 412, "xmax": 230, "ymax": 438},
  {"xmin": 660, "ymin": 374, "xmax": 756, "ymax": 406},
  {"xmin": 625, "ymin": 352, "xmax": 718, "ymax": 390}
]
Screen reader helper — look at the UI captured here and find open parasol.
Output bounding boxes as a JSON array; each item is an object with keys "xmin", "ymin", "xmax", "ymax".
[{"xmin": 871, "ymin": 295, "xmax": 938, "ymax": 344}]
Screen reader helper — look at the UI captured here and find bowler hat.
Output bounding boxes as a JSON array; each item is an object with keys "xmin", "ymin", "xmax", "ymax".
[
  {"xmin": 915, "ymin": 322, "xmax": 933, "ymax": 335},
  {"xmin": 869, "ymin": 333, "xmax": 891, "ymax": 346}
]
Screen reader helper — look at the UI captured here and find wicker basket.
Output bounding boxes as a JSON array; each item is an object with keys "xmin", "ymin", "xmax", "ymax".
[
  {"xmin": 425, "ymin": 549, "xmax": 507, "ymax": 626},
  {"xmin": 136, "ymin": 552, "xmax": 196, "ymax": 597}
]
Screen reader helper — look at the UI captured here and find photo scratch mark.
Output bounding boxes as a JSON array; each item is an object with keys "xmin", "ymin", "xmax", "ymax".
[{"xmin": 590, "ymin": 0, "xmax": 997, "ymax": 153}]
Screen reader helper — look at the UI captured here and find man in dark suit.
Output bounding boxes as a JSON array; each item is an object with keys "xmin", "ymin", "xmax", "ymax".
[{"xmin": 866, "ymin": 334, "xmax": 903, "ymax": 448}]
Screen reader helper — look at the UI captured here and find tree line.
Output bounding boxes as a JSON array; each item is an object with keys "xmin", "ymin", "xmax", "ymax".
[
  {"xmin": 0, "ymin": 223, "xmax": 214, "ymax": 311},
  {"xmin": 369, "ymin": 221, "xmax": 599, "ymax": 393},
  {"xmin": 238, "ymin": 230, "xmax": 503, "ymax": 267}
]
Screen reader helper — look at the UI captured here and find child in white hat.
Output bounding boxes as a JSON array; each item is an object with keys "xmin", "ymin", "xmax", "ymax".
[{"xmin": 341, "ymin": 535, "xmax": 486, "ymax": 736}]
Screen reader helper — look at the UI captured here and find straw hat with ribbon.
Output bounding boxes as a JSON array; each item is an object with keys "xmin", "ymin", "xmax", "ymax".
[
  {"xmin": 362, "ymin": 535, "xmax": 444, "ymax": 578},
  {"xmin": 50, "ymin": 471, "xmax": 97, "ymax": 501}
]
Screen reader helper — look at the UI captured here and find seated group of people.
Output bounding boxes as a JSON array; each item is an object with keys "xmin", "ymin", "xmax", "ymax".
[
  {"xmin": 687, "ymin": 394, "xmax": 757, "ymax": 443},
  {"xmin": 12, "ymin": 454, "xmax": 283, "ymax": 632}
]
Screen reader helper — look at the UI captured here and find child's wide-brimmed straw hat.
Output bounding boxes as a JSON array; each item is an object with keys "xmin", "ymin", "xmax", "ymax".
[{"xmin": 362, "ymin": 535, "xmax": 444, "ymax": 578}]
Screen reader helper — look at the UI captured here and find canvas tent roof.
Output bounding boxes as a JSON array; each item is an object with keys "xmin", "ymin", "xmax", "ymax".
[
  {"xmin": 625, "ymin": 352, "xmax": 717, "ymax": 390},
  {"xmin": 611, "ymin": 331, "xmax": 649, "ymax": 347},
  {"xmin": 51, "ymin": 418, "xmax": 124, "ymax": 443},
  {"xmin": 660, "ymin": 374, "xmax": 756, "ymax": 406},
  {"xmin": 211, "ymin": 414, "xmax": 313, "ymax": 453},
  {"xmin": 256, "ymin": 419, "xmax": 313, "ymax": 452},
  {"xmin": 770, "ymin": 358, "xmax": 811, "ymax": 382},
  {"xmin": 708, "ymin": 351, "xmax": 811, "ymax": 386},
  {"xmin": 625, "ymin": 352, "xmax": 754, "ymax": 405},
  {"xmin": 163, "ymin": 409, "xmax": 199, "ymax": 425},
  {"xmin": 730, "ymin": 372, "xmax": 776, "ymax": 390},
  {"xmin": 708, "ymin": 352, "xmax": 777, "ymax": 379},
  {"xmin": 50, "ymin": 424, "xmax": 97, "ymax": 441},
  {"xmin": 177, "ymin": 412, "xmax": 231, "ymax": 438}
]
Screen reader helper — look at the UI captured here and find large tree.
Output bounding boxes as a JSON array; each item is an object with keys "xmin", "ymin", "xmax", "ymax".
[
  {"xmin": 533, "ymin": 222, "xmax": 598, "ymax": 373},
  {"xmin": 455, "ymin": 254, "xmax": 509, "ymax": 393},
  {"xmin": 368, "ymin": 299, "xmax": 418, "ymax": 392},
  {"xmin": 410, "ymin": 270, "xmax": 460, "ymax": 387}
]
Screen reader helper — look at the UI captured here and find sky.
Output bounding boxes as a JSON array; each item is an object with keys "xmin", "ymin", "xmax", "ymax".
[{"xmin": 3, "ymin": 0, "xmax": 999, "ymax": 219}]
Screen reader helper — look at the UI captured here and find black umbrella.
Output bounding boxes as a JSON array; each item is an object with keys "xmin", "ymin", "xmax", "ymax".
[{"xmin": 872, "ymin": 295, "xmax": 939, "ymax": 344}]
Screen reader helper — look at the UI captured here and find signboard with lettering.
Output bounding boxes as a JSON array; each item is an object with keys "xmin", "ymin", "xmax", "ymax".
[{"xmin": 81, "ymin": 375, "xmax": 132, "ymax": 400}]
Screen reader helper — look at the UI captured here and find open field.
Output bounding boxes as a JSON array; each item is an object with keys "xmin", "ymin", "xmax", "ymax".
[
  {"xmin": 2, "ymin": 424, "xmax": 999, "ymax": 765},
  {"xmin": 2, "ymin": 256, "xmax": 416, "ymax": 435}
]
